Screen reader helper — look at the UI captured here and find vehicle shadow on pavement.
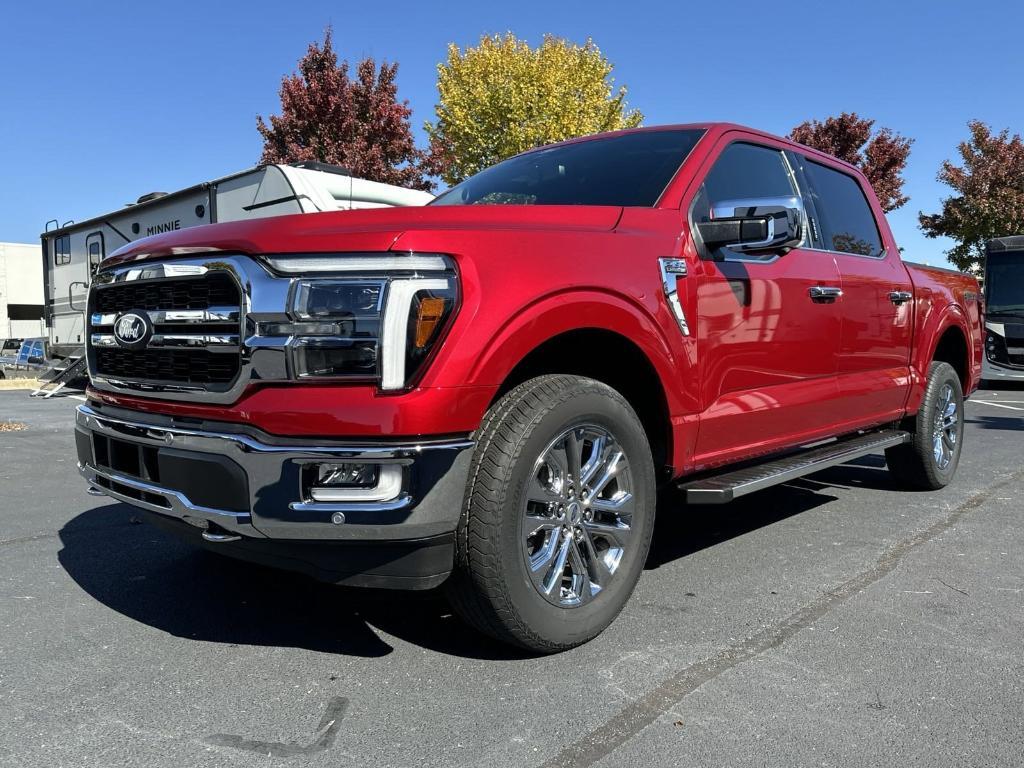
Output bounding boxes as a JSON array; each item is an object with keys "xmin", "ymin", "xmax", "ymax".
[
  {"xmin": 56, "ymin": 503, "xmax": 531, "ymax": 661},
  {"xmin": 787, "ymin": 455, "xmax": 904, "ymax": 493},
  {"xmin": 965, "ymin": 415, "xmax": 1024, "ymax": 432},
  {"xmin": 647, "ymin": 482, "xmax": 840, "ymax": 569},
  {"xmin": 58, "ymin": 463, "xmax": 887, "ymax": 659}
]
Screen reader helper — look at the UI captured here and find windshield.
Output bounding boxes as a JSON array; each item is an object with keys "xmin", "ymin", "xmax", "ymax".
[
  {"xmin": 431, "ymin": 129, "xmax": 705, "ymax": 208},
  {"xmin": 985, "ymin": 251, "xmax": 1024, "ymax": 315}
]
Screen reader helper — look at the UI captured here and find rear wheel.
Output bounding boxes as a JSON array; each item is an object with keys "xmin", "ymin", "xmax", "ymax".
[
  {"xmin": 447, "ymin": 375, "xmax": 656, "ymax": 653},
  {"xmin": 886, "ymin": 361, "xmax": 964, "ymax": 490}
]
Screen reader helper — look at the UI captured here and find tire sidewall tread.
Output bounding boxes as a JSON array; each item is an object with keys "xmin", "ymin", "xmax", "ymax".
[{"xmin": 448, "ymin": 374, "xmax": 656, "ymax": 652}]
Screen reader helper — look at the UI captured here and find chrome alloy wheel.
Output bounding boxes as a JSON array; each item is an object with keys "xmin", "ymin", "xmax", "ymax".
[
  {"xmin": 932, "ymin": 382, "xmax": 960, "ymax": 470},
  {"xmin": 521, "ymin": 424, "xmax": 634, "ymax": 607}
]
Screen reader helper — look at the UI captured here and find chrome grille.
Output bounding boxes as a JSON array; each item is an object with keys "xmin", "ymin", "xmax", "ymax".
[
  {"xmin": 94, "ymin": 348, "xmax": 241, "ymax": 384},
  {"xmin": 88, "ymin": 270, "xmax": 244, "ymax": 391},
  {"xmin": 93, "ymin": 273, "xmax": 239, "ymax": 313}
]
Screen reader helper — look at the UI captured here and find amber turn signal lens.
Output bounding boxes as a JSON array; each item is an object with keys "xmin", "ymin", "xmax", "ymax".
[{"xmin": 414, "ymin": 297, "xmax": 447, "ymax": 348}]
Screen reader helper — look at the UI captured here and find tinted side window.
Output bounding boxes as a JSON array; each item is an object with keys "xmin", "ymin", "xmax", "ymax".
[
  {"xmin": 804, "ymin": 161, "xmax": 883, "ymax": 257},
  {"xmin": 692, "ymin": 143, "xmax": 800, "ymax": 259},
  {"xmin": 701, "ymin": 142, "xmax": 796, "ymax": 207}
]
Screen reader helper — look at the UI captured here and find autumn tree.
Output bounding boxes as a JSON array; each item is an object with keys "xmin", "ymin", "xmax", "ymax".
[
  {"xmin": 425, "ymin": 33, "xmax": 643, "ymax": 185},
  {"xmin": 919, "ymin": 121, "xmax": 1024, "ymax": 272},
  {"xmin": 789, "ymin": 113, "xmax": 912, "ymax": 212},
  {"xmin": 257, "ymin": 29, "xmax": 431, "ymax": 191}
]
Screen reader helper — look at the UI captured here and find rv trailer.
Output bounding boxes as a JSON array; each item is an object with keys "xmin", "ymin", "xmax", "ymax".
[{"xmin": 41, "ymin": 163, "xmax": 434, "ymax": 358}]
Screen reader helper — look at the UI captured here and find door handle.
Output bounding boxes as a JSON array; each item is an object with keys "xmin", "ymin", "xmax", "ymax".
[
  {"xmin": 809, "ymin": 286, "xmax": 843, "ymax": 303},
  {"xmin": 889, "ymin": 290, "xmax": 913, "ymax": 305}
]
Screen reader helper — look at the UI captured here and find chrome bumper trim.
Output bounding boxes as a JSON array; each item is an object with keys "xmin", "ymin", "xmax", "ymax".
[
  {"xmin": 75, "ymin": 403, "xmax": 472, "ymax": 458},
  {"xmin": 79, "ymin": 462, "xmax": 257, "ymax": 534},
  {"xmin": 982, "ymin": 357, "xmax": 1024, "ymax": 379},
  {"xmin": 75, "ymin": 404, "xmax": 474, "ymax": 541}
]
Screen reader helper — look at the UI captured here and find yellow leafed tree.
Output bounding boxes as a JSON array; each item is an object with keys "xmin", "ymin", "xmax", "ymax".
[{"xmin": 425, "ymin": 33, "xmax": 643, "ymax": 185}]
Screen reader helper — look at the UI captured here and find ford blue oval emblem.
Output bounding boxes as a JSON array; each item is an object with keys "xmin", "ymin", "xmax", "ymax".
[{"xmin": 113, "ymin": 311, "xmax": 152, "ymax": 349}]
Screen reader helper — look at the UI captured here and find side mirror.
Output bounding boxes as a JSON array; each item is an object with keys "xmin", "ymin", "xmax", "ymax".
[{"xmin": 696, "ymin": 196, "xmax": 804, "ymax": 256}]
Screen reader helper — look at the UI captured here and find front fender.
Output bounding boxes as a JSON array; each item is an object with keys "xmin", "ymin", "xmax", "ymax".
[{"xmin": 469, "ymin": 288, "xmax": 681, "ymax": 391}]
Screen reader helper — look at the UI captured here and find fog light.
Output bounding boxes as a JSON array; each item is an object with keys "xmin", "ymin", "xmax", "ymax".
[
  {"xmin": 317, "ymin": 463, "xmax": 378, "ymax": 488},
  {"xmin": 307, "ymin": 463, "xmax": 403, "ymax": 503}
]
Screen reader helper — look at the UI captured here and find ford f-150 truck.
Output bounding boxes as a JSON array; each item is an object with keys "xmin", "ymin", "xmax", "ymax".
[{"xmin": 75, "ymin": 123, "xmax": 982, "ymax": 652}]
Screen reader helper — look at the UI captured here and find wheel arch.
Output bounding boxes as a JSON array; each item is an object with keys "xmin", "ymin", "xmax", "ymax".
[
  {"xmin": 469, "ymin": 293, "xmax": 687, "ymax": 477},
  {"xmin": 492, "ymin": 328, "xmax": 675, "ymax": 474},
  {"xmin": 932, "ymin": 323, "xmax": 970, "ymax": 390},
  {"xmin": 907, "ymin": 304, "xmax": 975, "ymax": 415}
]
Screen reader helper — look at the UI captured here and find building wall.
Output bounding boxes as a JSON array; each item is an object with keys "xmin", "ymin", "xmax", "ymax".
[{"xmin": 0, "ymin": 242, "xmax": 45, "ymax": 339}]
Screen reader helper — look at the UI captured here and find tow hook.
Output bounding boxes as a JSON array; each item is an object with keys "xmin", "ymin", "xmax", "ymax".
[{"xmin": 184, "ymin": 516, "xmax": 242, "ymax": 543}]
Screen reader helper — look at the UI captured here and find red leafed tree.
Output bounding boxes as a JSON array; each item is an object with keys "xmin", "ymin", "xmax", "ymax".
[
  {"xmin": 789, "ymin": 113, "xmax": 913, "ymax": 212},
  {"xmin": 919, "ymin": 121, "xmax": 1024, "ymax": 271},
  {"xmin": 257, "ymin": 29, "xmax": 432, "ymax": 191}
]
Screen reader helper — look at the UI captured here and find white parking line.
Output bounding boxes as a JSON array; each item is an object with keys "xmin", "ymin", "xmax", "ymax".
[{"xmin": 970, "ymin": 400, "xmax": 1024, "ymax": 412}]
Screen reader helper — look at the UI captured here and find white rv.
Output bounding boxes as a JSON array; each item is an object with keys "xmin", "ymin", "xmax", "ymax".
[{"xmin": 41, "ymin": 163, "xmax": 434, "ymax": 357}]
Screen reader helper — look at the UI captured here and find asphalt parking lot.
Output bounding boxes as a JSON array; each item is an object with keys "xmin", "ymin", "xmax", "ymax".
[{"xmin": 1, "ymin": 389, "xmax": 1022, "ymax": 768}]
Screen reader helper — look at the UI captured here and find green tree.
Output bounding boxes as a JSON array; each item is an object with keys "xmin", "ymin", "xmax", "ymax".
[
  {"xmin": 425, "ymin": 33, "xmax": 642, "ymax": 185},
  {"xmin": 919, "ymin": 120, "xmax": 1024, "ymax": 271}
]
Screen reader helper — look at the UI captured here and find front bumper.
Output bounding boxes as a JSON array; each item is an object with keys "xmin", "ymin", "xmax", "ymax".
[
  {"xmin": 982, "ymin": 356, "xmax": 1024, "ymax": 381},
  {"xmin": 75, "ymin": 403, "xmax": 474, "ymax": 588}
]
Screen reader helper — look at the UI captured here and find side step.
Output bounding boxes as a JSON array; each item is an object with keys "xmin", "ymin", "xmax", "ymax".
[{"xmin": 679, "ymin": 430, "xmax": 910, "ymax": 504}]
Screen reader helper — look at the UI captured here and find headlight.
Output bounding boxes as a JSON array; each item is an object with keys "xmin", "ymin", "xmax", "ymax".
[
  {"xmin": 261, "ymin": 253, "xmax": 458, "ymax": 390},
  {"xmin": 986, "ymin": 331, "xmax": 1006, "ymax": 362}
]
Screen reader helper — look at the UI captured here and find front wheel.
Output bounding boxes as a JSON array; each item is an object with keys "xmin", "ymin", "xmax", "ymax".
[
  {"xmin": 886, "ymin": 361, "xmax": 964, "ymax": 490},
  {"xmin": 447, "ymin": 375, "xmax": 656, "ymax": 653}
]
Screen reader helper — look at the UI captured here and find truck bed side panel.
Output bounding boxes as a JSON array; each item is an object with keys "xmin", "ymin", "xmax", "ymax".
[{"xmin": 904, "ymin": 262, "xmax": 983, "ymax": 413}]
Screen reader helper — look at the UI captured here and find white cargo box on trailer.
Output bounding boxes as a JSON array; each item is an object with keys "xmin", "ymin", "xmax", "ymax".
[{"xmin": 41, "ymin": 163, "xmax": 433, "ymax": 357}]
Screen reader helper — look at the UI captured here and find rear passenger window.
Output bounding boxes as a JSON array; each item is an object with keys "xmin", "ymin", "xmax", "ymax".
[{"xmin": 804, "ymin": 161, "xmax": 884, "ymax": 257}]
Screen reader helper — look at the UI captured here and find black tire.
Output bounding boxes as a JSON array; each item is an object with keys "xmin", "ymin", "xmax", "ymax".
[
  {"xmin": 885, "ymin": 361, "xmax": 964, "ymax": 490},
  {"xmin": 446, "ymin": 374, "xmax": 656, "ymax": 653}
]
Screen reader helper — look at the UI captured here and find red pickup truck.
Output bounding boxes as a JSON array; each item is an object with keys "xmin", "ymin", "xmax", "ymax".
[{"xmin": 75, "ymin": 123, "xmax": 982, "ymax": 651}]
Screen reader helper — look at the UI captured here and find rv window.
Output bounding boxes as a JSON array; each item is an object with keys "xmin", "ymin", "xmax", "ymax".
[{"xmin": 53, "ymin": 235, "xmax": 71, "ymax": 266}]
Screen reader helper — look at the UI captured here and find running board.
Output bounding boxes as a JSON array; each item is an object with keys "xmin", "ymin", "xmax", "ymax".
[{"xmin": 680, "ymin": 430, "xmax": 911, "ymax": 504}]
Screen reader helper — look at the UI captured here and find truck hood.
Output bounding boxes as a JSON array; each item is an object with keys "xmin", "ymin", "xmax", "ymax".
[{"xmin": 101, "ymin": 204, "xmax": 624, "ymax": 268}]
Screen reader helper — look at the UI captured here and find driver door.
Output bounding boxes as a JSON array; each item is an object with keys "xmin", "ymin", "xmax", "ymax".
[{"xmin": 689, "ymin": 138, "xmax": 843, "ymax": 467}]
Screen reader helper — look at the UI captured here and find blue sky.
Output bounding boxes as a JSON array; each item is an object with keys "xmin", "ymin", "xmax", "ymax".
[{"xmin": 2, "ymin": 0, "xmax": 1022, "ymax": 265}]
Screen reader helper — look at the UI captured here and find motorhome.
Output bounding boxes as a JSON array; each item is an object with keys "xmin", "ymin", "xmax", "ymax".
[
  {"xmin": 983, "ymin": 236, "xmax": 1024, "ymax": 382},
  {"xmin": 41, "ymin": 163, "xmax": 434, "ymax": 358}
]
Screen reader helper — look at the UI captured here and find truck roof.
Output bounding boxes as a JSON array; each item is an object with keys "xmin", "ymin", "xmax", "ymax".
[{"xmin": 517, "ymin": 122, "xmax": 866, "ymax": 176}]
